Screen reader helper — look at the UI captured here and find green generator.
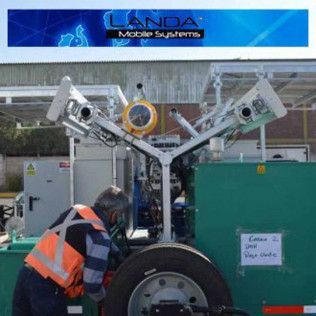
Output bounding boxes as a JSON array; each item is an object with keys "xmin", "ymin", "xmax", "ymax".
[
  {"xmin": 2, "ymin": 162, "xmax": 316, "ymax": 316},
  {"xmin": 195, "ymin": 162, "xmax": 316, "ymax": 316},
  {"xmin": 0, "ymin": 238, "xmax": 97, "ymax": 316}
]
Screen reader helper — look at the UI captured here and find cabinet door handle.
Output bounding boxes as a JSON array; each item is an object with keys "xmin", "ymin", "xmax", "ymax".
[{"xmin": 29, "ymin": 196, "xmax": 40, "ymax": 211}]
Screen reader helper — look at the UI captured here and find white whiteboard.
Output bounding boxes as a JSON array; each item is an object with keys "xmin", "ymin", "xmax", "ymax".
[{"xmin": 241, "ymin": 233, "xmax": 283, "ymax": 266}]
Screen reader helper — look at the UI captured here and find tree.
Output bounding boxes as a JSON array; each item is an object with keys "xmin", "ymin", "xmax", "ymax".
[{"xmin": 0, "ymin": 122, "xmax": 69, "ymax": 156}]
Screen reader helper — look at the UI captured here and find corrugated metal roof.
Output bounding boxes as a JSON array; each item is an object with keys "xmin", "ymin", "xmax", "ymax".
[
  {"xmin": 1, "ymin": 61, "xmax": 316, "ymax": 122},
  {"xmin": 202, "ymin": 62, "xmax": 316, "ymax": 106},
  {"xmin": 0, "ymin": 61, "xmax": 209, "ymax": 105}
]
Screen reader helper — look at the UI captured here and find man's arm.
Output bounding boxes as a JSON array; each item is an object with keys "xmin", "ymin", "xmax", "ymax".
[{"xmin": 84, "ymin": 231, "xmax": 110, "ymax": 302}]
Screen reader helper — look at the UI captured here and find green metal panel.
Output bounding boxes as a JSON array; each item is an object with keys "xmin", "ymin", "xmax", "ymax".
[
  {"xmin": 195, "ymin": 163, "xmax": 316, "ymax": 316},
  {"xmin": 6, "ymin": 237, "xmax": 39, "ymax": 250},
  {"xmin": 0, "ymin": 241, "xmax": 31, "ymax": 316},
  {"xmin": 0, "ymin": 238, "xmax": 98, "ymax": 316}
]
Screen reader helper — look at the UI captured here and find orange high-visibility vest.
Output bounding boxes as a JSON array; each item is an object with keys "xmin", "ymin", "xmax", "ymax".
[{"xmin": 25, "ymin": 204, "xmax": 106, "ymax": 298}]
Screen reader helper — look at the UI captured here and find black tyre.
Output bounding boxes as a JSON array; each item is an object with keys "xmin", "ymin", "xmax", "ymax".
[{"xmin": 104, "ymin": 243, "xmax": 232, "ymax": 316}]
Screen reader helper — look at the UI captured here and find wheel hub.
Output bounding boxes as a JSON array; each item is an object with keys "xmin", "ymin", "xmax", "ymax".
[
  {"xmin": 149, "ymin": 302, "xmax": 193, "ymax": 316},
  {"xmin": 128, "ymin": 272, "xmax": 208, "ymax": 315}
]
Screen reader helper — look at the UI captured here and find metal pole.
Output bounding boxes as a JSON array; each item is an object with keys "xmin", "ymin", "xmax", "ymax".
[
  {"xmin": 112, "ymin": 146, "xmax": 117, "ymax": 186},
  {"xmin": 213, "ymin": 74, "xmax": 222, "ymax": 109},
  {"xmin": 169, "ymin": 108, "xmax": 199, "ymax": 138},
  {"xmin": 255, "ymin": 69, "xmax": 267, "ymax": 163},
  {"xmin": 69, "ymin": 136, "xmax": 75, "ymax": 205},
  {"xmin": 108, "ymin": 97, "xmax": 115, "ymax": 121},
  {"xmin": 260, "ymin": 125, "xmax": 267, "ymax": 162},
  {"xmin": 161, "ymin": 164, "xmax": 172, "ymax": 242}
]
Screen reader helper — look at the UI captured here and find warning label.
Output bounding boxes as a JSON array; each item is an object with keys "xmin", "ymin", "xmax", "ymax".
[
  {"xmin": 59, "ymin": 161, "xmax": 70, "ymax": 173},
  {"xmin": 256, "ymin": 164, "xmax": 266, "ymax": 175},
  {"xmin": 26, "ymin": 163, "xmax": 37, "ymax": 176}
]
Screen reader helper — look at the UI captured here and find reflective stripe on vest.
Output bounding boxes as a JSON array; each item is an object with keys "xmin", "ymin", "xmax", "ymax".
[{"xmin": 25, "ymin": 205, "xmax": 106, "ymax": 293}]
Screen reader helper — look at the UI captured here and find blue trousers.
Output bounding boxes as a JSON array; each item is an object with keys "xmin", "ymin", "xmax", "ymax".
[{"xmin": 12, "ymin": 266, "xmax": 68, "ymax": 316}]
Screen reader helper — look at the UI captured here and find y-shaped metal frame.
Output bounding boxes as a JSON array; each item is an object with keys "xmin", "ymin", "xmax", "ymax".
[
  {"xmin": 47, "ymin": 77, "xmax": 287, "ymax": 242},
  {"xmin": 62, "ymin": 112, "xmax": 237, "ymax": 241}
]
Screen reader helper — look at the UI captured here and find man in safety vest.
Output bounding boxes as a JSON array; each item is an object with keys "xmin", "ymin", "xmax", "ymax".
[{"xmin": 12, "ymin": 185, "xmax": 129, "ymax": 316}]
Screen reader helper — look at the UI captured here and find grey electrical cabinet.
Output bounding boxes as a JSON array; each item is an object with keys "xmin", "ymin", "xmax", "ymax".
[
  {"xmin": 74, "ymin": 159, "xmax": 113, "ymax": 206},
  {"xmin": 74, "ymin": 143, "xmax": 131, "ymax": 206},
  {"xmin": 24, "ymin": 160, "xmax": 70, "ymax": 237},
  {"xmin": 23, "ymin": 143, "xmax": 132, "ymax": 237}
]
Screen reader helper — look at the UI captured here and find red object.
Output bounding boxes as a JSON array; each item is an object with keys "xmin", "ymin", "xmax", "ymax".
[
  {"xmin": 263, "ymin": 306, "xmax": 304, "ymax": 314},
  {"xmin": 103, "ymin": 271, "xmax": 114, "ymax": 288},
  {"xmin": 59, "ymin": 161, "xmax": 70, "ymax": 168},
  {"xmin": 98, "ymin": 305, "xmax": 106, "ymax": 316}
]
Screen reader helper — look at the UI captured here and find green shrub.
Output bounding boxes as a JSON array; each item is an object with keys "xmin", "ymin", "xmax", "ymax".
[{"xmin": 6, "ymin": 174, "xmax": 23, "ymax": 192}]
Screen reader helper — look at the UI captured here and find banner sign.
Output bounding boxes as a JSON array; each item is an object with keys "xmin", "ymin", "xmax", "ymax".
[
  {"xmin": 8, "ymin": 10, "xmax": 308, "ymax": 47},
  {"xmin": 0, "ymin": 0, "xmax": 315, "ymax": 63}
]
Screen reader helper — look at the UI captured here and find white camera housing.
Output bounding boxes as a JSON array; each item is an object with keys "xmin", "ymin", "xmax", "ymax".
[
  {"xmin": 47, "ymin": 76, "xmax": 89, "ymax": 122},
  {"xmin": 233, "ymin": 79, "xmax": 287, "ymax": 133}
]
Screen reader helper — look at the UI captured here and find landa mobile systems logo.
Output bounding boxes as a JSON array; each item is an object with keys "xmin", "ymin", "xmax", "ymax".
[{"xmin": 106, "ymin": 14, "xmax": 204, "ymax": 39}]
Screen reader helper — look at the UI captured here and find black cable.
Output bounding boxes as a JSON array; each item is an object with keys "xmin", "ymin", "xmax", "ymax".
[
  {"xmin": 118, "ymin": 224, "xmax": 131, "ymax": 255},
  {"xmin": 225, "ymin": 132, "xmax": 242, "ymax": 149},
  {"xmin": 146, "ymin": 159, "xmax": 156, "ymax": 193},
  {"xmin": 192, "ymin": 305, "xmax": 250, "ymax": 316},
  {"xmin": 92, "ymin": 131, "xmax": 118, "ymax": 148},
  {"xmin": 89, "ymin": 134, "xmax": 101, "ymax": 141},
  {"xmin": 142, "ymin": 158, "xmax": 162, "ymax": 225},
  {"xmin": 224, "ymin": 129, "xmax": 237, "ymax": 145}
]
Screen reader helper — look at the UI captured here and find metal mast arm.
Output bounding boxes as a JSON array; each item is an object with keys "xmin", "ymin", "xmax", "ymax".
[{"xmin": 47, "ymin": 76, "xmax": 287, "ymax": 242}]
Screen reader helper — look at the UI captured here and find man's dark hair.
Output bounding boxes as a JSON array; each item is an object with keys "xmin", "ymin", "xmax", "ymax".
[{"xmin": 94, "ymin": 186, "xmax": 129, "ymax": 213}]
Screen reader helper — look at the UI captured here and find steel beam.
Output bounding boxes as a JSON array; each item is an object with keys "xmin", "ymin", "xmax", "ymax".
[
  {"xmin": 211, "ymin": 62, "xmax": 316, "ymax": 75},
  {"xmin": 94, "ymin": 116, "xmax": 164, "ymax": 161},
  {"xmin": 275, "ymin": 73, "xmax": 298, "ymax": 93},
  {"xmin": 294, "ymin": 91, "xmax": 316, "ymax": 107},
  {"xmin": 0, "ymin": 85, "xmax": 128, "ymax": 108},
  {"xmin": 260, "ymin": 125, "xmax": 267, "ymax": 162},
  {"xmin": 161, "ymin": 164, "xmax": 172, "ymax": 242},
  {"xmin": 69, "ymin": 135, "xmax": 75, "ymax": 206},
  {"xmin": 171, "ymin": 117, "xmax": 236, "ymax": 159},
  {"xmin": 169, "ymin": 109, "xmax": 199, "ymax": 138}
]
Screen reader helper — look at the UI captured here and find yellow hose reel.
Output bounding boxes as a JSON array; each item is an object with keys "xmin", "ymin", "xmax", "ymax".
[{"xmin": 122, "ymin": 100, "xmax": 158, "ymax": 136}]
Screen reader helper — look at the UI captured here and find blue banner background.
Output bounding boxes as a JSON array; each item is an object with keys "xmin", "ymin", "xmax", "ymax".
[{"xmin": 8, "ymin": 9, "xmax": 308, "ymax": 47}]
